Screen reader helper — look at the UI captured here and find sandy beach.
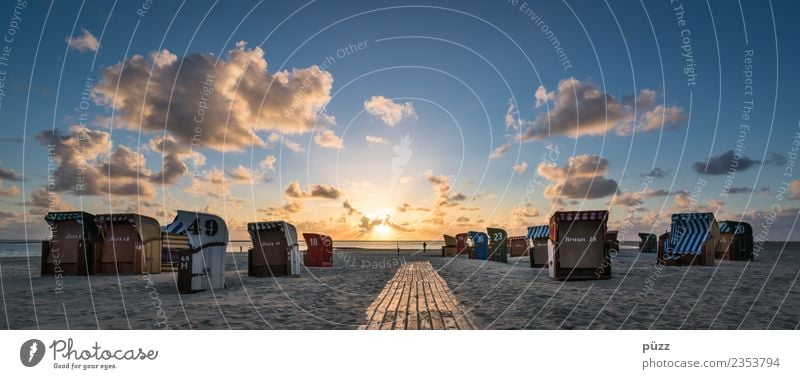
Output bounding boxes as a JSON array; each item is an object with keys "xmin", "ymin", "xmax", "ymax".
[{"xmin": 1, "ymin": 244, "xmax": 798, "ymax": 330}]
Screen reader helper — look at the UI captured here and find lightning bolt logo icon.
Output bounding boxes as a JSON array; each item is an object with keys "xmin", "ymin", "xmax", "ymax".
[{"xmin": 20, "ymin": 339, "xmax": 45, "ymax": 367}]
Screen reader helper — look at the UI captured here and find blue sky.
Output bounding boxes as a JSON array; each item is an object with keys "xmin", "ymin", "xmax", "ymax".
[{"xmin": 1, "ymin": 0, "xmax": 799, "ymax": 240}]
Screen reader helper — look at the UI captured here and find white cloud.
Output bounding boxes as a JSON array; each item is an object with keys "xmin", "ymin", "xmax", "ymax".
[
  {"xmin": 93, "ymin": 42, "xmax": 335, "ymax": 151},
  {"xmin": 313, "ymin": 130, "xmax": 344, "ymax": 149},
  {"xmin": 66, "ymin": 27, "xmax": 99, "ymax": 52},
  {"xmin": 260, "ymin": 155, "xmax": 277, "ymax": 171},
  {"xmin": 513, "ymin": 161, "xmax": 528, "ymax": 175},
  {"xmin": 534, "ymin": 85, "xmax": 554, "ymax": 108},
  {"xmin": 365, "ymin": 135, "xmax": 388, "ymax": 145},
  {"xmin": 363, "ymin": 96, "xmax": 416, "ymax": 127}
]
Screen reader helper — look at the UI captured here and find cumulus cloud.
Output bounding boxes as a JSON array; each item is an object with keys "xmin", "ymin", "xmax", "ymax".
[
  {"xmin": 490, "ymin": 142, "xmax": 512, "ymax": 159},
  {"xmin": 640, "ymin": 167, "xmax": 670, "ymax": 179},
  {"xmin": 93, "ymin": 42, "xmax": 334, "ymax": 151},
  {"xmin": 0, "ymin": 181, "xmax": 20, "ymax": 196},
  {"xmin": 260, "ymin": 155, "xmax": 277, "ymax": 171},
  {"xmin": 424, "ymin": 170, "xmax": 467, "ymax": 207},
  {"xmin": 765, "ymin": 152, "xmax": 787, "ymax": 166},
  {"xmin": 693, "ymin": 150, "xmax": 760, "ymax": 175},
  {"xmin": 225, "ymin": 165, "xmax": 261, "ymax": 184},
  {"xmin": 365, "ymin": 135, "xmax": 388, "ymax": 145},
  {"xmin": 66, "ymin": 27, "xmax": 99, "ymax": 52},
  {"xmin": 364, "ymin": 96, "xmax": 416, "ymax": 126},
  {"xmin": 610, "ymin": 188, "xmax": 669, "ymax": 207},
  {"xmin": 313, "ymin": 130, "xmax": 344, "ymax": 149},
  {"xmin": 284, "ymin": 180, "xmax": 344, "ymax": 199},
  {"xmin": 537, "ymin": 155, "xmax": 618, "ymax": 200},
  {"xmin": 26, "ymin": 187, "xmax": 69, "ymax": 214},
  {"xmin": 491, "ymin": 80, "xmax": 686, "ymax": 157},
  {"xmin": 261, "ymin": 200, "xmax": 303, "ymax": 217},
  {"xmin": 0, "ymin": 164, "xmax": 22, "ymax": 181},
  {"xmin": 36, "ymin": 126, "xmax": 156, "ymax": 197},
  {"xmin": 788, "ymin": 180, "xmax": 800, "ymax": 200},
  {"xmin": 534, "ymin": 85, "xmax": 554, "ymax": 108},
  {"xmin": 513, "ymin": 161, "xmax": 528, "ymax": 175},
  {"xmin": 504, "ymin": 100, "xmax": 522, "ymax": 129}
]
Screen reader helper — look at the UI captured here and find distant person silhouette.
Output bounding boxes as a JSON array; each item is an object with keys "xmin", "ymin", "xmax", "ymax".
[{"xmin": 423, "ymin": 242, "xmax": 427, "ymax": 253}]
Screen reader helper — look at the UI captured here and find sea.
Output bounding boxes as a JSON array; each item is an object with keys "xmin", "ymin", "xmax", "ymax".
[
  {"xmin": 0, "ymin": 239, "xmax": 645, "ymax": 258},
  {"xmin": 0, "ymin": 240, "xmax": 448, "ymax": 258}
]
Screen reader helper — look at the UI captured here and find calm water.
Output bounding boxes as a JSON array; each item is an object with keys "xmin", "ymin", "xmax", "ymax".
[
  {"xmin": 0, "ymin": 240, "xmax": 448, "ymax": 258},
  {"xmin": 0, "ymin": 239, "xmax": 649, "ymax": 258}
]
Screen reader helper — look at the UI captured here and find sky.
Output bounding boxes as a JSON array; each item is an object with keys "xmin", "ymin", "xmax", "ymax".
[{"xmin": 1, "ymin": 0, "xmax": 799, "ymax": 241}]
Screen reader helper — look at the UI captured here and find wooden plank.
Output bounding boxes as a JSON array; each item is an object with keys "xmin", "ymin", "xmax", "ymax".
[
  {"xmin": 364, "ymin": 277, "xmax": 400, "ymax": 330},
  {"xmin": 429, "ymin": 272, "xmax": 474, "ymax": 330},
  {"xmin": 379, "ymin": 266, "xmax": 407, "ymax": 330},
  {"xmin": 360, "ymin": 261, "xmax": 475, "ymax": 330},
  {"xmin": 407, "ymin": 277, "xmax": 419, "ymax": 330},
  {"xmin": 422, "ymin": 268, "xmax": 446, "ymax": 330}
]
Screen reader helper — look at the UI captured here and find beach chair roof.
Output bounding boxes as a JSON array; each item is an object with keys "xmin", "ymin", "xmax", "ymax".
[
  {"xmin": 718, "ymin": 220, "xmax": 752, "ymax": 236},
  {"xmin": 468, "ymin": 231, "xmax": 488, "ymax": 245},
  {"xmin": 166, "ymin": 210, "xmax": 229, "ymax": 247},
  {"xmin": 527, "ymin": 225, "xmax": 549, "ymax": 239},
  {"xmin": 508, "ymin": 236, "xmax": 527, "ymax": 241},
  {"xmin": 443, "ymin": 234, "xmax": 458, "ymax": 246},
  {"xmin": 668, "ymin": 212, "xmax": 718, "ymax": 255},
  {"xmin": 248, "ymin": 221, "xmax": 292, "ymax": 232},
  {"xmin": 548, "ymin": 210, "xmax": 608, "ymax": 241},
  {"xmin": 96, "ymin": 213, "xmax": 161, "ymax": 244},
  {"xmin": 44, "ymin": 211, "xmax": 100, "ymax": 238},
  {"xmin": 45, "ymin": 211, "xmax": 94, "ymax": 224},
  {"xmin": 550, "ymin": 210, "xmax": 609, "ymax": 222}
]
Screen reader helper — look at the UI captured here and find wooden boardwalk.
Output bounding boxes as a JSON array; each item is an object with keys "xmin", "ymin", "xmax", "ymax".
[{"xmin": 360, "ymin": 261, "xmax": 475, "ymax": 330}]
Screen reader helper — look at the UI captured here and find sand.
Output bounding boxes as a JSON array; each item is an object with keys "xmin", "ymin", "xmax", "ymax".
[{"xmin": 0, "ymin": 244, "xmax": 798, "ymax": 329}]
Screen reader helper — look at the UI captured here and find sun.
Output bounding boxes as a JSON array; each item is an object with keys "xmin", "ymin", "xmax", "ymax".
[{"xmin": 374, "ymin": 223, "xmax": 391, "ymax": 236}]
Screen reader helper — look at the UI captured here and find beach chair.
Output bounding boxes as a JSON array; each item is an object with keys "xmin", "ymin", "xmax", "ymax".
[
  {"xmin": 95, "ymin": 214, "xmax": 162, "ymax": 274},
  {"xmin": 468, "ymin": 231, "xmax": 489, "ymax": 260},
  {"xmin": 547, "ymin": 210, "xmax": 612, "ymax": 280},
  {"xmin": 442, "ymin": 234, "xmax": 458, "ymax": 257},
  {"xmin": 486, "ymin": 227, "xmax": 508, "ymax": 263},
  {"xmin": 248, "ymin": 221, "xmax": 301, "ymax": 276},
  {"xmin": 42, "ymin": 212, "xmax": 101, "ymax": 276},
  {"xmin": 606, "ymin": 230, "xmax": 620, "ymax": 252},
  {"xmin": 508, "ymin": 236, "xmax": 530, "ymax": 257},
  {"xmin": 455, "ymin": 233, "xmax": 472, "ymax": 257},
  {"xmin": 165, "ymin": 210, "xmax": 229, "ymax": 292},
  {"xmin": 716, "ymin": 221, "xmax": 753, "ymax": 261},
  {"xmin": 659, "ymin": 213, "xmax": 720, "ymax": 266},
  {"xmin": 638, "ymin": 233, "xmax": 657, "ymax": 253},
  {"xmin": 303, "ymin": 233, "xmax": 333, "ymax": 267},
  {"xmin": 527, "ymin": 225, "xmax": 549, "ymax": 268}
]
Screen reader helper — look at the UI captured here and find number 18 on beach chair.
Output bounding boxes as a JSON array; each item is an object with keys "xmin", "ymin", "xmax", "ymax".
[{"xmin": 303, "ymin": 233, "xmax": 333, "ymax": 267}]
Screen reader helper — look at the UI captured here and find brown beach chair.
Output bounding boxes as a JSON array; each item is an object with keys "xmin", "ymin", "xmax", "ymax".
[
  {"xmin": 442, "ymin": 234, "xmax": 458, "ymax": 257},
  {"xmin": 508, "ymin": 236, "xmax": 530, "ymax": 257},
  {"xmin": 547, "ymin": 210, "xmax": 611, "ymax": 280},
  {"xmin": 715, "ymin": 221, "xmax": 753, "ymax": 261},
  {"xmin": 41, "ymin": 212, "xmax": 101, "ymax": 276},
  {"xmin": 247, "ymin": 221, "xmax": 301, "ymax": 277},
  {"xmin": 95, "ymin": 213, "xmax": 162, "ymax": 274}
]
